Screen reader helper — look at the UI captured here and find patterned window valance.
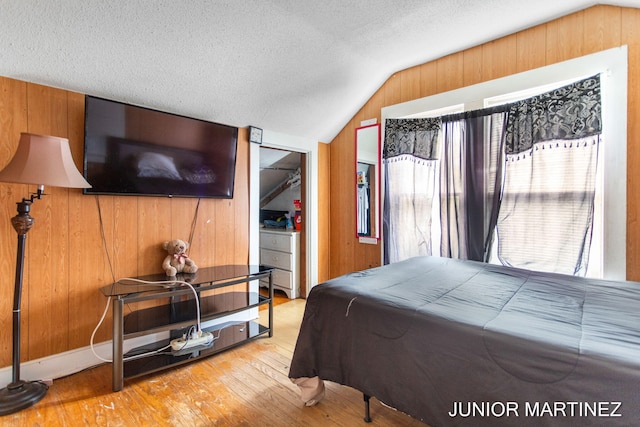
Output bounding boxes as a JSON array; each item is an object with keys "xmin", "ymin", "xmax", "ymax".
[
  {"xmin": 505, "ymin": 75, "xmax": 601, "ymax": 154},
  {"xmin": 383, "ymin": 118, "xmax": 440, "ymax": 160}
]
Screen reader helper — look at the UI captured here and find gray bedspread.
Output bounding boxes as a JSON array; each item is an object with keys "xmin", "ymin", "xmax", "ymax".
[{"xmin": 288, "ymin": 256, "xmax": 640, "ymax": 426}]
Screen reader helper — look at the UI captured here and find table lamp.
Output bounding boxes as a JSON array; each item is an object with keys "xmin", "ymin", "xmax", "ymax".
[{"xmin": 0, "ymin": 133, "xmax": 91, "ymax": 415}]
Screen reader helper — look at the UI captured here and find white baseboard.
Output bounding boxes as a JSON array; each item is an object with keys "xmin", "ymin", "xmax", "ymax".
[{"xmin": 0, "ymin": 332, "xmax": 165, "ymax": 386}]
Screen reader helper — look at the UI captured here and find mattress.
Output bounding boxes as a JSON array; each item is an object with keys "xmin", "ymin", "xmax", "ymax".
[{"xmin": 288, "ymin": 256, "xmax": 640, "ymax": 426}]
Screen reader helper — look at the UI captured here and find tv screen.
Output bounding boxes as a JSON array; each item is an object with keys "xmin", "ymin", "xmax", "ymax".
[{"xmin": 83, "ymin": 96, "xmax": 238, "ymax": 198}]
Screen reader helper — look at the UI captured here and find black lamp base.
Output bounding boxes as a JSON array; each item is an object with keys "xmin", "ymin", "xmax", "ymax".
[{"xmin": 0, "ymin": 380, "xmax": 48, "ymax": 416}]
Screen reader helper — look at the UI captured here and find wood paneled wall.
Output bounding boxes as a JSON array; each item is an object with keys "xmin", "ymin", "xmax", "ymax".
[
  {"xmin": 0, "ymin": 80, "xmax": 251, "ymax": 367},
  {"xmin": 329, "ymin": 5, "xmax": 640, "ymax": 280}
]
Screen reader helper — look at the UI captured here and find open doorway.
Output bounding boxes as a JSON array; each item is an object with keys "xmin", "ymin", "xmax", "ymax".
[{"xmin": 258, "ymin": 147, "xmax": 307, "ymax": 299}]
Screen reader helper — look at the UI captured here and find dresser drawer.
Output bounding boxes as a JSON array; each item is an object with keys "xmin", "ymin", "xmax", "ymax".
[
  {"xmin": 273, "ymin": 268, "xmax": 293, "ymax": 289},
  {"xmin": 260, "ymin": 232, "xmax": 294, "ymax": 253},
  {"xmin": 259, "ymin": 230, "xmax": 300, "ymax": 299},
  {"xmin": 260, "ymin": 248, "xmax": 294, "ymax": 271},
  {"xmin": 261, "ymin": 269, "xmax": 293, "ymax": 290}
]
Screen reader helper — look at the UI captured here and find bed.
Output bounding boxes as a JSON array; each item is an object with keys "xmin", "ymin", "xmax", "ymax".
[{"xmin": 288, "ymin": 256, "xmax": 640, "ymax": 426}]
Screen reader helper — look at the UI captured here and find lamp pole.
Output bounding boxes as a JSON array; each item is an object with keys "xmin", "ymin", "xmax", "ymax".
[{"xmin": 0, "ymin": 191, "xmax": 48, "ymax": 415}]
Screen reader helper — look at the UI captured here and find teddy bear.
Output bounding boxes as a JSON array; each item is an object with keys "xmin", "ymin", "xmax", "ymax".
[{"xmin": 162, "ymin": 239, "xmax": 198, "ymax": 276}]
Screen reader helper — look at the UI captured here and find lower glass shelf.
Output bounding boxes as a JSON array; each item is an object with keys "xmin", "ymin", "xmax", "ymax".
[
  {"xmin": 122, "ymin": 320, "xmax": 270, "ymax": 379},
  {"xmin": 123, "ymin": 292, "xmax": 267, "ymax": 336}
]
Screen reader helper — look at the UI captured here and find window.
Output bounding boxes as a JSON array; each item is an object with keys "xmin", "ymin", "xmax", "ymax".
[{"xmin": 382, "ymin": 47, "xmax": 627, "ymax": 279}]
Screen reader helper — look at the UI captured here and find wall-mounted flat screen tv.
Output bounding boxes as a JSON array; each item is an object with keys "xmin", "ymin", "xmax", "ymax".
[{"xmin": 83, "ymin": 96, "xmax": 238, "ymax": 198}]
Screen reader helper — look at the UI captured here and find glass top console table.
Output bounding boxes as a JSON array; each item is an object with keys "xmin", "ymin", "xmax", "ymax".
[{"xmin": 100, "ymin": 265, "xmax": 273, "ymax": 391}]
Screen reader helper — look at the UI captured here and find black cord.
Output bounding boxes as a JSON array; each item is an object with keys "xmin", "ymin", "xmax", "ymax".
[
  {"xmin": 95, "ymin": 196, "xmax": 116, "ymax": 284},
  {"xmin": 188, "ymin": 198, "xmax": 201, "ymax": 248}
]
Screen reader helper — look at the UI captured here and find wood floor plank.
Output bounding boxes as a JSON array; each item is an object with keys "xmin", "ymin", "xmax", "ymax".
[{"xmin": 2, "ymin": 298, "xmax": 427, "ymax": 426}]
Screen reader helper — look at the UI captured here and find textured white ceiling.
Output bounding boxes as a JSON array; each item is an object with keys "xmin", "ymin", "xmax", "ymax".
[{"xmin": 0, "ymin": 1, "xmax": 637, "ymax": 144}]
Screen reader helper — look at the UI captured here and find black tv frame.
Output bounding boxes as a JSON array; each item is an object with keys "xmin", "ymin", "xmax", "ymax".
[{"xmin": 83, "ymin": 96, "xmax": 238, "ymax": 199}]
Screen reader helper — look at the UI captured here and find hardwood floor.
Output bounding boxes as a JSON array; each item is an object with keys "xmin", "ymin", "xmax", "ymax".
[{"xmin": 3, "ymin": 295, "xmax": 427, "ymax": 426}]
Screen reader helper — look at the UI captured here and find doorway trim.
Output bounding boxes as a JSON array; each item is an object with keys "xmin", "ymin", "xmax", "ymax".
[{"xmin": 249, "ymin": 130, "xmax": 319, "ymax": 296}]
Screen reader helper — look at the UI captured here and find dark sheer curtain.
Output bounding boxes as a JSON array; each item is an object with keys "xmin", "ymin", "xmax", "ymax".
[{"xmin": 439, "ymin": 111, "xmax": 507, "ymax": 261}]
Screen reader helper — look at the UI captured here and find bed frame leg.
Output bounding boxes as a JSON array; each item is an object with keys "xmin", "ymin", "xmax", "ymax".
[{"xmin": 363, "ymin": 394, "xmax": 372, "ymax": 423}]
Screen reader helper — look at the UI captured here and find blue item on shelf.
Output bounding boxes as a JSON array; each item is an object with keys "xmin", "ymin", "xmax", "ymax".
[{"xmin": 264, "ymin": 219, "xmax": 286, "ymax": 228}]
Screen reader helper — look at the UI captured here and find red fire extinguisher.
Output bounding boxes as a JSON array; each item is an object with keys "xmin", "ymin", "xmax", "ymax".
[{"xmin": 294, "ymin": 199, "xmax": 302, "ymax": 231}]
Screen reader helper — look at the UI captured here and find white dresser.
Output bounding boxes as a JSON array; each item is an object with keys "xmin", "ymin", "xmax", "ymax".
[{"xmin": 259, "ymin": 229, "xmax": 300, "ymax": 299}]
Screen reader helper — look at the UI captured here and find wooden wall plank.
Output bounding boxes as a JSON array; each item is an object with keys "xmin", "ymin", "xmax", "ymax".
[
  {"xmin": 317, "ymin": 142, "xmax": 330, "ymax": 283},
  {"xmin": 419, "ymin": 61, "xmax": 438, "ymax": 98},
  {"xmin": 233, "ymin": 128, "xmax": 250, "ymax": 265},
  {"xmin": 436, "ymin": 52, "xmax": 464, "ymax": 93},
  {"xmin": 546, "ymin": 10, "xmax": 585, "ymax": 64},
  {"xmin": 400, "ymin": 66, "xmax": 421, "ymax": 104},
  {"xmin": 170, "ymin": 198, "xmax": 199, "ymax": 243},
  {"xmin": 215, "ymin": 199, "xmax": 235, "ymax": 266},
  {"xmin": 384, "ymin": 73, "xmax": 402, "ymax": 108},
  {"xmin": 482, "ymin": 35, "xmax": 518, "ymax": 81},
  {"xmin": 583, "ymin": 5, "xmax": 622, "ymax": 55},
  {"xmin": 137, "ymin": 197, "xmax": 173, "ymax": 276},
  {"xmin": 112, "ymin": 196, "xmax": 139, "ymax": 278},
  {"xmin": 515, "ymin": 25, "xmax": 547, "ymax": 73},
  {"xmin": 462, "ymin": 45, "xmax": 483, "ymax": 87},
  {"xmin": 363, "ymin": 87, "xmax": 384, "ymax": 122},
  {"xmin": 329, "ymin": 128, "xmax": 355, "ymax": 278},
  {"xmin": 0, "ymin": 78, "xmax": 27, "ymax": 163}
]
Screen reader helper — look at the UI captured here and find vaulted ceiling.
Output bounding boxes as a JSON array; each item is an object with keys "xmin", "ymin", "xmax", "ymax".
[{"xmin": 0, "ymin": 1, "xmax": 636, "ymax": 143}]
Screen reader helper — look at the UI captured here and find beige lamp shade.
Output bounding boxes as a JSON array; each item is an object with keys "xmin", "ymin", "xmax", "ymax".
[{"xmin": 0, "ymin": 133, "xmax": 91, "ymax": 188}]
